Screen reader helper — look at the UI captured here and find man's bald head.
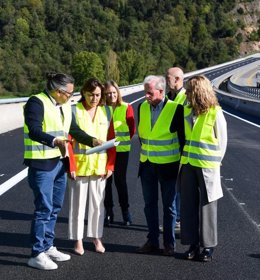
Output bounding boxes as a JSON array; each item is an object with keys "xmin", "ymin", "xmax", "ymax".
[{"xmin": 166, "ymin": 67, "xmax": 184, "ymax": 92}]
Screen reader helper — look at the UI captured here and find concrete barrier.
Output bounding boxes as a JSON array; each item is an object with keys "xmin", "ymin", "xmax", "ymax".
[
  {"xmin": 214, "ymin": 87, "xmax": 260, "ymax": 118},
  {"xmin": 0, "ymin": 84, "xmax": 144, "ymax": 134}
]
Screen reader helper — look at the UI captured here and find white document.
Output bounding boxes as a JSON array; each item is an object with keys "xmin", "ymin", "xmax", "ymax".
[{"xmin": 85, "ymin": 138, "xmax": 120, "ymax": 155}]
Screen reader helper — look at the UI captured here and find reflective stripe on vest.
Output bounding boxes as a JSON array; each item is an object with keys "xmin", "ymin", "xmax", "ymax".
[
  {"xmin": 138, "ymin": 100, "xmax": 180, "ymax": 164},
  {"xmin": 180, "ymin": 106, "xmax": 222, "ymax": 168},
  {"xmin": 73, "ymin": 104, "xmax": 112, "ymax": 176},
  {"xmin": 24, "ymin": 92, "xmax": 71, "ymax": 159},
  {"xmin": 113, "ymin": 102, "xmax": 131, "ymax": 152}
]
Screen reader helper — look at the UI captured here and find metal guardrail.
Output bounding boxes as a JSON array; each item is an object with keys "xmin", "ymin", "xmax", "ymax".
[
  {"xmin": 0, "ymin": 92, "xmax": 81, "ymax": 105},
  {"xmin": 0, "ymin": 83, "xmax": 143, "ymax": 105},
  {"xmin": 0, "ymin": 83, "xmax": 144, "ymax": 134},
  {"xmin": 227, "ymin": 80, "xmax": 260, "ymax": 100},
  {"xmin": 0, "ymin": 97, "xmax": 28, "ymax": 104},
  {"xmin": 215, "ymin": 85, "xmax": 260, "ymax": 119}
]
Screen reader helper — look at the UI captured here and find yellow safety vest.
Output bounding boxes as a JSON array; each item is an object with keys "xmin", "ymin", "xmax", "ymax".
[
  {"xmin": 174, "ymin": 88, "xmax": 187, "ymax": 105},
  {"xmin": 138, "ymin": 100, "xmax": 180, "ymax": 164},
  {"xmin": 73, "ymin": 103, "xmax": 112, "ymax": 176},
  {"xmin": 24, "ymin": 92, "xmax": 71, "ymax": 159},
  {"xmin": 113, "ymin": 102, "xmax": 131, "ymax": 152},
  {"xmin": 181, "ymin": 106, "xmax": 222, "ymax": 168}
]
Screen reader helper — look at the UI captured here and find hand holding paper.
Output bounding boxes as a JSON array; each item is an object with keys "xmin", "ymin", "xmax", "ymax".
[
  {"xmin": 92, "ymin": 138, "xmax": 104, "ymax": 147},
  {"xmin": 85, "ymin": 138, "xmax": 120, "ymax": 155},
  {"xmin": 54, "ymin": 138, "xmax": 72, "ymax": 158}
]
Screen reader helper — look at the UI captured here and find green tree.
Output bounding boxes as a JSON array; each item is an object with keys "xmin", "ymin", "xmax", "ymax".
[
  {"xmin": 0, "ymin": 0, "xmax": 249, "ymax": 95},
  {"xmin": 104, "ymin": 49, "xmax": 120, "ymax": 82},
  {"xmin": 72, "ymin": 51, "xmax": 105, "ymax": 86},
  {"xmin": 119, "ymin": 49, "xmax": 147, "ymax": 85},
  {"xmin": 14, "ymin": 18, "xmax": 30, "ymax": 46}
]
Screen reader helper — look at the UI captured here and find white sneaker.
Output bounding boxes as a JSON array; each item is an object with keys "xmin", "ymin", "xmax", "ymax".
[
  {"xmin": 45, "ymin": 246, "xmax": 71, "ymax": 261},
  {"xmin": 28, "ymin": 252, "xmax": 58, "ymax": 270}
]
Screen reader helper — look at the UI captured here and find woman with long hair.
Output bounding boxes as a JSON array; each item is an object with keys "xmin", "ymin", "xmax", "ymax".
[
  {"xmin": 180, "ymin": 75, "xmax": 227, "ymax": 262},
  {"xmin": 103, "ymin": 80, "xmax": 136, "ymax": 226}
]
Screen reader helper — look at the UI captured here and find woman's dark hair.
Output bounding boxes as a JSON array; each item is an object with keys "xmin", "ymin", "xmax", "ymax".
[
  {"xmin": 80, "ymin": 78, "xmax": 105, "ymax": 105},
  {"xmin": 46, "ymin": 72, "xmax": 74, "ymax": 92}
]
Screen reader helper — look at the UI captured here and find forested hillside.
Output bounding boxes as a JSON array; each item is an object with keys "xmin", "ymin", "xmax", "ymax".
[{"xmin": 0, "ymin": 0, "xmax": 259, "ymax": 96}]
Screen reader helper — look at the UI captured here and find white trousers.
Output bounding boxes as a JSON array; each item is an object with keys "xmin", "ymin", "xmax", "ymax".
[{"xmin": 68, "ymin": 176, "xmax": 106, "ymax": 240}]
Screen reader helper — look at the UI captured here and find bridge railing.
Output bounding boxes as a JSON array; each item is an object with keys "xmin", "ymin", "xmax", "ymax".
[
  {"xmin": 214, "ymin": 85, "xmax": 260, "ymax": 118},
  {"xmin": 227, "ymin": 80, "xmax": 260, "ymax": 100},
  {"xmin": 0, "ymin": 84, "xmax": 144, "ymax": 134},
  {"xmin": 0, "ymin": 83, "xmax": 144, "ymax": 105}
]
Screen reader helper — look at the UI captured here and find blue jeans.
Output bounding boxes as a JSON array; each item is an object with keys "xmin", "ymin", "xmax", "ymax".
[
  {"xmin": 175, "ymin": 192, "xmax": 181, "ymax": 222},
  {"xmin": 28, "ymin": 160, "xmax": 67, "ymax": 256},
  {"xmin": 140, "ymin": 161, "xmax": 177, "ymax": 247}
]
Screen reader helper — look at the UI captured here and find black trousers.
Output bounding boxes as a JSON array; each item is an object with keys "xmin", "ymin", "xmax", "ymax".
[{"xmin": 104, "ymin": 152, "xmax": 130, "ymax": 211}]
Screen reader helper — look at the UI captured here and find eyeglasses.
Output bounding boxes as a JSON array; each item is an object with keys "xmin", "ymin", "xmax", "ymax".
[{"xmin": 59, "ymin": 89, "xmax": 74, "ymax": 98}]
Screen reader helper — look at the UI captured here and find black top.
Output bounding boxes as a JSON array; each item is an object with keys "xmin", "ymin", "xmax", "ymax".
[
  {"xmin": 166, "ymin": 87, "xmax": 184, "ymax": 101},
  {"xmin": 23, "ymin": 92, "xmax": 94, "ymax": 171},
  {"xmin": 137, "ymin": 98, "xmax": 185, "ymax": 179}
]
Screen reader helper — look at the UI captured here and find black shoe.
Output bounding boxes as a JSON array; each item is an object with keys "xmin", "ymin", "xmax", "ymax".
[
  {"xmin": 185, "ymin": 245, "xmax": 200, "ymax": 260},
  {"xmin": 163, "ymin": 244, "xmax": 175, "ymax": 256},
  {"xmin": 136, "ymin": 241, "xmax": 159, "ymax": 254},
  {"xmin": 199, "ymin": 248, "xmax": 213, "ymax": 262},
  {"xmin": 104, "ymin": 208, "xmax": 114, "ymax": 227},
  {"xmin": 122, "ymin": 210, "xmax": 132, "ymax": 226}
]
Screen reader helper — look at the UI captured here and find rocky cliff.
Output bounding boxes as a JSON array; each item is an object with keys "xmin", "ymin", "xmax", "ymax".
[{"xmin": 232, "ymin": 0, "xmax": 260, "ymax": 56}]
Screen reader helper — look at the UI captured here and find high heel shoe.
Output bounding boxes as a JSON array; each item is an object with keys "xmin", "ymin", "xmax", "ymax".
[
  {"xmin": 93, "ymin": 238, "xmax": 105, "ymax": 254},
  {"xmin": 184, "ymin": 244, "xmax": 200, "ymax": 260},
  {"xmin": 74, "ymin": 240, "xmax": 84, "ymax": 256},
  {"xmin": 199, "ymin": 247, "xmax": 214, "ymax": 262}
]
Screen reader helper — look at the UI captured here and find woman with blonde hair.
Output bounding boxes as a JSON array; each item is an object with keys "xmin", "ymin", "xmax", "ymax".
[
  {"xmin": 180, "ymin": 75, "xmax": 227, "ymax": 262},
  {"xmin": 67, "ymin": 78, "xmax": 116, "ymax": 255},
  {"xmin": 103, "ymin": 80, "xmax": 136, "ymax": 226}
]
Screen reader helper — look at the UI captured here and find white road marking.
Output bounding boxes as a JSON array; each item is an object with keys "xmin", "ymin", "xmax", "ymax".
[
  {"xmin": 223, "ymin": 182, "xmax": 260, "ymax": 232},
  {"xmin": 221, "ymin": 111, "xmax": 259, "ymax": 230},
  {"xmin": 0, "ymin": 168, "xmax": 28, "ymax": 196},
  {"xmin": 0, "ymin": 96, "xmax": 146, "ymax": 196},
  {"xmin": 130, "ymin": 96, "xmax": 145, "ymax": 104},
  {"xmin": 223, "ymin": 110, "xmax": 260, "ymax": 128}
]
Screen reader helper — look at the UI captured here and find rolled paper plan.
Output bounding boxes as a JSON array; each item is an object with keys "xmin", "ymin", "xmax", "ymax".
[{"xmin": 85, "ymin": 138, "xmax": 120, "ymax": 155}]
